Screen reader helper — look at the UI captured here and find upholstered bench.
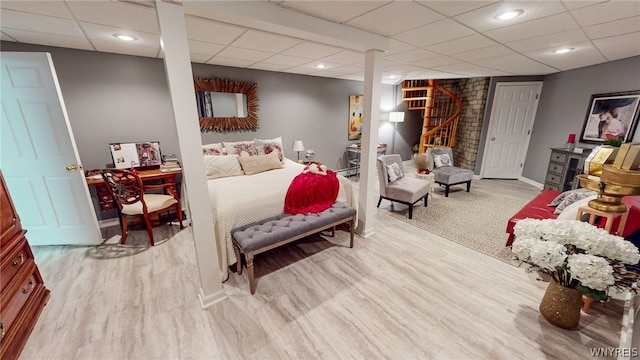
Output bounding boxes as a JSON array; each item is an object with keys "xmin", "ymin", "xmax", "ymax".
[{"xmin": 231, "ymin": 202, "xmax": 357, "ymax": 294}]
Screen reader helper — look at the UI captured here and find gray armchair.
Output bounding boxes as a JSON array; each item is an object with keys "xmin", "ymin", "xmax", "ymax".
[
  {"xmin": 427, "ymin": 147, "xmax": 473, "ymax": 197},
  {"xmin": 376, "ymin": 154, "xmax": 430, "ymax": 219}
]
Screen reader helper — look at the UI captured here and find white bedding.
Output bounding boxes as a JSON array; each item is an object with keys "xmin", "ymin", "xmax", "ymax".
[{"xmin": 207, "ymin": 159, "xmax": 355, "ymax": 281}]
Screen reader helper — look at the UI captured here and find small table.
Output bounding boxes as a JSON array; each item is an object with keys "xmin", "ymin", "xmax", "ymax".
[
  {"xmin": 415, "ymin": 172, "xmax": 435, "ymax": 194},
  {"xmin": 575, "ymin": 205, "xmax": 629, "ymax": 236}
]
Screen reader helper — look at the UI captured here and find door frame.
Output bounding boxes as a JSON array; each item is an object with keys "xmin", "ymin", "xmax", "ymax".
[{"xmin": 480, "ymin": 81, "xmax": 543, "ymax": 179}]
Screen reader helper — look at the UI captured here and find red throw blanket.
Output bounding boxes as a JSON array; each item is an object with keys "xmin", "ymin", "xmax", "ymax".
[{"xmin": 284, "ymin": 164, "xmax": 339, "ymax": 215}]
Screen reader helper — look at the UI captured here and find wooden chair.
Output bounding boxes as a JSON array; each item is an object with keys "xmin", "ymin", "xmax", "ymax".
[{"xmin": 100, "ymin": 169, "xmax": 183, "ymax": 245}]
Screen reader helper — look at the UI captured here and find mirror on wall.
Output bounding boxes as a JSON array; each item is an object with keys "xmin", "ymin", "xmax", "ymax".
[{"xmin": 194, "ymin": 77, "xmax": 258, "ymax": 132}]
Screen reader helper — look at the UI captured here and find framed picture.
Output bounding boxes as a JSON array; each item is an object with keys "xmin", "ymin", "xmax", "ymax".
[
  {"xmin": 579, "ymin": 90, "xmax": 640, "ymax": 144},
  {"xmin": 348, "ymin": 95, "xmax": 363, "ymax": 140}
]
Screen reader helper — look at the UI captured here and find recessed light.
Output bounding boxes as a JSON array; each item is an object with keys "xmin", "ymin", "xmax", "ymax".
[
  {"xmin": 114, "ymin": 34, "xmax": 137, "ymax": 41},
  {"xmin": 315, "ymin": 64, "xmax": 326, "ymax": 69},
  {"xmin": 553, "ymin": 48, "xmax": 574, "ymax": 54},
  {"xmin": 494, "ymin": 9, "xmax": 524, "ymax": 20}
]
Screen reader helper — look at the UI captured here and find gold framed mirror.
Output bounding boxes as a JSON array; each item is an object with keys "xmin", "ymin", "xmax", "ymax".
[{"xmin": 194, "ymin": 77, "xmax": 259, "ymax": 132}]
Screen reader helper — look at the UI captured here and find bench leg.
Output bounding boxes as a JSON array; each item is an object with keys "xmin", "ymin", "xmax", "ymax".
[
  {"xmin": 233, "ymin": 243, "xmax": 242, "ymax": 275},
  {"xmin": 466, "ymin": 181, "xmax": 471, "ymax": 192},
  {"xmin": 349, "ymin": 216, "xmax": 355, "ymax": 248},
  {"xmin": 377, "ymin": 195, "xmax": 382, "ymax": 208},
  {"xmin": 247, "ymin": 252, "xmax": 256, "ymax": 295}
]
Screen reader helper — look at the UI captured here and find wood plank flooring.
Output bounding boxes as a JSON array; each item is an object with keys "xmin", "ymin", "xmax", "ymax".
[{"xmin": 20, "ymin": 177, "xmax": 624, "ymax": 359}]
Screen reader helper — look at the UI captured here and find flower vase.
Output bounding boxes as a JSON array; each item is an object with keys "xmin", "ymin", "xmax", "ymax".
[{"xmin": 539, "ymin": 279, "xmax": 583, "ymax": 329}]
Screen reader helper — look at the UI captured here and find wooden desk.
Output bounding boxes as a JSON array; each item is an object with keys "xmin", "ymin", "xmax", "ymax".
[{"xmin": 86, "ymin": 169, "xmax": 181, "ymax": 212}]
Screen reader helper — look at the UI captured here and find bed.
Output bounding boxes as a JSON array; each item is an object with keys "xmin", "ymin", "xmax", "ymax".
[{"xmin": 206, "ymin": 158, "xmax": 356, "ymax": 280}]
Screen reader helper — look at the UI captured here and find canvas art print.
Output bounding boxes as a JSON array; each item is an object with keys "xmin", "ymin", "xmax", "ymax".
[
  {"xmin": 580, "ymin": 91, "xmax": 640, "ymax": 144},
  {"xmin": 348, "ymin": 95, "xmax": 363, "ymax": 140}
]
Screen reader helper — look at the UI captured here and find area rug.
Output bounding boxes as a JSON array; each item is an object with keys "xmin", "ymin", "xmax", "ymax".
[{"xmin": 385, "ymin": 186, "xmax": 528, "ymax": 266}]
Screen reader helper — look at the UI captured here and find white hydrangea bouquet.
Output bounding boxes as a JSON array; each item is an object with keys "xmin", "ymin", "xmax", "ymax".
[{"xmin": 512, "ymin": 218, "xmax": 640, "ymax": 301}]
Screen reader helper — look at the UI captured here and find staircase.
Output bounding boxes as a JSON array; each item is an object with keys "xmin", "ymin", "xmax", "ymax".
[{"xmin": 401, "ymin": 79, "xmax": 462, "ymax": 154}]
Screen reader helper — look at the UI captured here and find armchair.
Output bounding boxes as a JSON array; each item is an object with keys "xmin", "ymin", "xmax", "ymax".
[
  {"xmin": 100, "ymin": 169, "xmax": 183, "ymax": 246},
  {"xmin": 427, "ymin": 147, "xmax": 473, "ymax": 197},
  {"xmin": 376, "ymin": 154, "xmax": 430, "ymax": 219}
]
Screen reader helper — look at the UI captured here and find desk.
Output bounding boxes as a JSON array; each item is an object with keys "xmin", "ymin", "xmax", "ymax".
[
  {"xmin": 346, "ymin": 145, "xmax": 387, "ymax": 179},
  {"xmin": 86, "ymin": 169, "xmax": 181, "ymax": 212}
]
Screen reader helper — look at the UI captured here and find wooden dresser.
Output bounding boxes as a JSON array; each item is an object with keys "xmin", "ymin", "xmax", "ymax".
[{"xmin": 0, "ymin": 171, "xmax": 50, "ymax": 360}]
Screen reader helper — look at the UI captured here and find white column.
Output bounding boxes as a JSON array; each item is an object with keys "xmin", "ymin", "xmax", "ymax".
[
  {"xmin": 155, "ymin": 0, "xmax": 225, "ymax": 308},
  {"xmin": 357, "ymin": 49, "xmax": 384, "ymax": 237}
]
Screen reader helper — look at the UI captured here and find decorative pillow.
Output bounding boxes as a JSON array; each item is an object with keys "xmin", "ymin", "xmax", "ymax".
[
  {"xmin": 553, "ymin": 189, "xmax": 597, "ymax": 215},
  {"xmin": 548, "ymin": 188, "xmax": 594, "ymax": 207},
  {"xmin": 203, "ymin": 154, "xmax": 243, "ymax": 180},
  {"xmin": 202, "ymin": 142, "xmax": 224, "ymax": 156},
  {"xmin": 254, "ymin": 137, "xmax": 284, "ymax": 163},
  {"xmin": 433, "ymin": 153, "xmax": 452, "ymax": 168},
  {"xmin": 386, "ymin": 162, "xmax": 404, "ymax": 182},
  {"xmin": 223, "ymin": 141, "xmax": 258, "ymax": 157},
  {"xmin": 557, "ymin": 194, "xmax": 598, "ymax": 220},
  {"xmin": 238, "ymin": 151, "xmax": 283, "ymax": 175}
]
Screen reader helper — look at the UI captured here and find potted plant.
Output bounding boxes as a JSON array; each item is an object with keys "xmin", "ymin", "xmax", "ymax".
[{"xmin": 413, "ymin": 153, "xmax": 432, "ymax": 175}]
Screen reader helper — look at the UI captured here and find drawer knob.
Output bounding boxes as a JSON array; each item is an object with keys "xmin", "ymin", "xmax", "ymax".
[
  {"xmin": 22, "ymin": 279, "xmax": 34, "ymax": 294},
  {"xmin": 12, "ymin": 253, "xmax": 25, "ymax": 267}
]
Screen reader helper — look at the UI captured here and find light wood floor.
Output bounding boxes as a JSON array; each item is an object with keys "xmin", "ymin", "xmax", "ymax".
[{"xmin": 21, "ymin": 178, "xmax": 624, "ymax": 360}]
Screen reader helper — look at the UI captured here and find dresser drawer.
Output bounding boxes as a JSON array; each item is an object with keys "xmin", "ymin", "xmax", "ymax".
[
  {"xmin": 0, "ymin": 236, "xmax": 31, "ymax": 292},
  {"xmin": 0, "ymin": 264, "xmax": 40, "ymax": 337},
  {"xmin": 545, "ymin": 172, "xmax": 561, "ymax": 186},
  {"xmin": 547, "ymin": 162, "xmax": 565, "ymax": 175},
  {"xmin": 544, "ymin": 183, "xmax": 560, "ymax": 191},
  {"xmin": 550, "ymin": 152, "xmax": 567, "ymax": 163}
]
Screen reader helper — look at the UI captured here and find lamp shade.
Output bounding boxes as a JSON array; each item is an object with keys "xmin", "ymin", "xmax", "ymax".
[
  {"xmin": 389, "ymin": 112, "xmax": 405, "ymax": 123},
  {"xmin": 292, "ymin": 140, "xmax": 305, "ymax": 152}
]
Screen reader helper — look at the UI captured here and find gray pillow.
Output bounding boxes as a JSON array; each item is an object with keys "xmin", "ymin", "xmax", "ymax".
[
  {"xmin": 553, "ymin": 190, "xmax": 597, "ymax": 215},
  {"xmin": 548, "ymin": 188, "xmax": 594, "ymax": 207}
]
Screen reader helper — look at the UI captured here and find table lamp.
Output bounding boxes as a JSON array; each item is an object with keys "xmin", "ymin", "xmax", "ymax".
[{"xmin": 292, "ymin": 140, "xmax": 305, "ymax": 162}]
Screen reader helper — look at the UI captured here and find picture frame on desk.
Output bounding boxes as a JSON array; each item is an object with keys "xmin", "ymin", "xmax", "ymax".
[{"xmin": 579, "ymin": 90, "xmax": 640, "ymax": 144}]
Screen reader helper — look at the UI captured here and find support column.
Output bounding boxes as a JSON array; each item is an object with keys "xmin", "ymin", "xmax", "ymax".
[
  {"xmin": 357, "ymin": 49, "xmax": 384, "ymax": 237},
  {"xmin": 156, "ymin": 0, "xmax": 225, "ymax": 308}
]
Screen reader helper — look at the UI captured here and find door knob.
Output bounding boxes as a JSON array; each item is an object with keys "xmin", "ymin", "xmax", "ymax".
[
  {"xmin": 491, "ymin": 136, "xmax": 496, "ymax": 141},
  {"xmin": 66, "ymin": 164, "xmax": 78, "ymax": 171}
]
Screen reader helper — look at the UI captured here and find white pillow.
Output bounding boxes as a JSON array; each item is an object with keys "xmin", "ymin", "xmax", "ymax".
[
  {"xmin": 254, "ymin": 137, "xmax": 284, "ymax": 163},
  {"xmin": 203, "ymin": 154, "xmax": 244, "ymax": 179},
  {"xmin": 434, "ymin": 153, "xmax": 452, "ymax": 167},
  {"xmin": 202, "ymin": 142, "xmax": 224, "ymax": 156},
  {"xmin": 557, "ymin": 195, "xmax": 598, "ymax": 220},
  {"xmin": 223, "ymin": 141, "xmax": 258, "ymax": 157},
  {"xmin": 386, "ymin": 162, "xmax": 403, "ymax": 182}
]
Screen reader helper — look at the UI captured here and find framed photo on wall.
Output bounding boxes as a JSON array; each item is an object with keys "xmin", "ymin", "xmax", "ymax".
[
  {"xmin": 579, "ymin": 90, "xmax": 640, "ymax": 144},
  {"xmin": 348, "ymin": 95, "xmax": 363, "ymax": 140}
]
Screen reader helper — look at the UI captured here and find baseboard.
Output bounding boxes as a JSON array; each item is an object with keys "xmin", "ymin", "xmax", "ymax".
[
  {"xmin": 98, "ymin": 218, "xmax": 119, "ymax": 229},
  {"xmin": 518, "ymin": 176, "xmax": 544, "ymax": 189},
  {"xmin": 198, "ymin": 288, "xmax": 227, "ymax": 309}
]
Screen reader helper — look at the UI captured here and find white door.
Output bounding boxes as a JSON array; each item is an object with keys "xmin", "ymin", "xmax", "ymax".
[
  {"xmin": 481, "ymin": 82, "xmax": 543, "ymax": 179},
  {"xmin": 0, "ymin": 52, "xmax": 101, "ymax": 245}
]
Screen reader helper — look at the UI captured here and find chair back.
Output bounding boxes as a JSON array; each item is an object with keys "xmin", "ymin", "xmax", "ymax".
[
  {"xmin": 100, "ymin": 169, "xmax": 144, "ymax": 210},
  {"xmin": 376, "ymin": 154, "xmax": 404, "ymax": 196},
  {"xmin": 427, "ymin": 147, "xmax": 455, "ymax": 167}
]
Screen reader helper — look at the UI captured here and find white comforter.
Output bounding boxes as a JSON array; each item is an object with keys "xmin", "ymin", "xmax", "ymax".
[{"xmin": 207, "ymin": 159, "xmax": 355, "ymax": 281}]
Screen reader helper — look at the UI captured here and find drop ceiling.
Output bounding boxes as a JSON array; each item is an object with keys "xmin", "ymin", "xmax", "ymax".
[{"xmin": 1, "ymin": 0, "xmax": 639, "ymax": 84}]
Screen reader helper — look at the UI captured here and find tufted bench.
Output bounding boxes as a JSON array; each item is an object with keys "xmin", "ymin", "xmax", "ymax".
[{"xmin": 231, "ymin": 202, "xmax": 357, "ymax": 294}]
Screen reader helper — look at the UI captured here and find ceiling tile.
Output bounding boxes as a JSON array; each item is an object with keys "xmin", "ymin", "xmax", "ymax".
[
  {"xmin": 473, "ymin": 54, "xmax": 558, "ymax": 75},
  {"xmin": 188, "ymin": 40, "xmax": 225, "ymax": 56},
  {"xmin": 216, "ymin": 46, "xmax": 273, "ymax": 62},
  {"xmin": 0, "ymin": 9, "xmax": 84, "ymax": 38},
  {"xmin": 277, "ymin": 1, "xmax": 392, "ymax": 23},
  {"xmin": 382, "ymin": 63, "xmax": 425, "ymax": 74},
  {"xmin": 280, "ymin": 42, "xmax": 342, "ymax": 59},
  {"xmin": 571, "ymin": 1, "xmax": 640, "ymax": 27},
  {"xmin": 593, "ymin": 32, "xmax": 640, "ymax": 61},
  {"xmin": 417, "ymin": 1, "xmax": 498, "ymax": 17},
  {"xmin": 524, "ymin": 41, "xmax": 606, "ymax": 71},
  {"xmin": 320, "ymin": 51, "xmax": 365, "ymax": 65},
  {"xmin": 282, "ymin": 66, "xmax": 316, "ymax": 75},
  {"xmin": 206, "ymin": 56, "xmax": 254, "ymax": 68},
  {"xmin": 346, "ymin": 2, "xmax": 443, "ymax": 36},
  {"xmin": 190, "ymin": 53, "xmax": 214, "ymax": 64},
  {"xmin": 506, "ymin": 29, "xmax": 588, "ymax": 52},
  {"xmin": 260, "ymin": 54, "xmax": 310, "ymax": 67},
  {"xmin": 453, "ymin": 1, "xmax": 566, "ymax": 32},
  {"xmin": 1, "ymin": 32, "xmax": 15, "ymax": 42},
  {"xmin": 425, "ymin": 34, "xmax": 498, "ymax": 55},
  {"xmin": 484, "ymin": 13, "xmax": 579, "ymax": 44},
  {"xmin": 451, "ymin": 45, "xmax": 515, "ymax": 62},
  {"xmin": 0, "ymin": 1, "xmax": 73, "ymax": 19},
  {"xmin": 92, "ymin": 40, "xmax": 158, "ymax": 58},
  {"xmin": 583, "ymin": 16, "xmax": 640, "ymax": 40},
  {"xmin": 386, "ymin": 48, "xmax": 440, "ymax": 63},
  {"xmin": 394, "ymin": 19, "xmax": 475, "ymax": 47},
  {"xmin": 410, "ymin": 69, "xmax": 471, "ymax": 79},
  {"xmin": 560, "ymin": 1, "xmax": 607, "ymax": 11},
  {"xmin": 1, "ymin": 29, "xmax": 94, "ymax": 50},
  {"xmin": 231, "ymin": 30, "xmax": 301, "ymax": 53},
  {"xmin": 185, "ymin": 17, "xmax": 245, "ymax": 45},
  {"xmin": 67, "ymin": 1, "xmax": 159, "ymax": 34},
  {"xmin": 410, "ymin": 56, "xmax": 464, "ymax": 69},
  {"xmin": 80, "ymin": 22, "xmax": 160, "ymax": 49},
  {"xmin": 386, "ymin": 39, "xmax": 417, "ymax": 55},
  {"xmin": 246, "ymin": 62, "xmax": 290, "ymax": 72},
  {"xmin": 432, "ymin": 63, "xmax": 513, "ymax": 77}
]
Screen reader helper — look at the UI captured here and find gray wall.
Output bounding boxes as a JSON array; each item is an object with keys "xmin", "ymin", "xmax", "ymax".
[{"xmin": 523, "ymin": 56, "xmax": 640, "ymax": 184}]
